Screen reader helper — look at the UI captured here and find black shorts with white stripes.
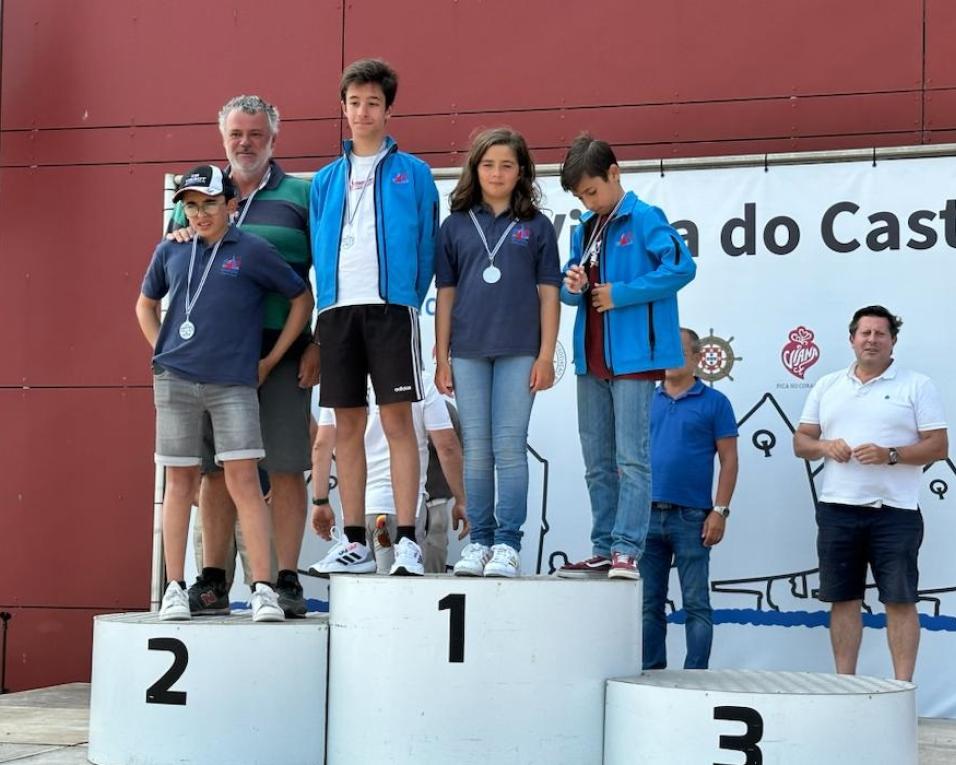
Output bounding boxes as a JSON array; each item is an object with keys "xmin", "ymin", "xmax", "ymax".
[{"xmin": 317, "ymin": 304, "xmax": 423, "ymax": 408}]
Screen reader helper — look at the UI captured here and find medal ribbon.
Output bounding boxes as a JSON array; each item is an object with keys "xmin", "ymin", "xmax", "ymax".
[
  {"xmin": 184, "ymin": 234, "xmax": 226, "ymax": 323},
  {"xmin": 583, "ymin": 194, "xmax": 626, "ymax": 270},
  {"xmin": 468, "ymin": 210, "xmax": 519, "ymax": 273}
]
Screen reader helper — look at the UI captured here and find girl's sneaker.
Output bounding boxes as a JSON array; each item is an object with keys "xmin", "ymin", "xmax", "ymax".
[
  {"xmin": 453, "ymin": 543, "xmax": 492, "ymax": 577},
  {"xmin": 555, "ymin": 555, "xmax": 612, "ymax": 579},
  {"xmin": 483, "ymin": 544, "xmax": 520, "ymax": 578}
]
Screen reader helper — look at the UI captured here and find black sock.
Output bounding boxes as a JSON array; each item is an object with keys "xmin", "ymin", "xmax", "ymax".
[
  {"xmin": 277, "ymin": 569, "xmax": 299, "ymax": 586},
  {"xmin": 202, "ymin": 567, "xmax": 227, "ymax": 585},
  {"xmin": 344, "ymin": 525, "xmax": 367, "ymax": 545},
  {"xmin": 177, "ymin": 580, "xmax": 186, "ymax": 590},
  {"xmin": 396, "ymin": 526, "xmax": 417, "ymax": 543}
]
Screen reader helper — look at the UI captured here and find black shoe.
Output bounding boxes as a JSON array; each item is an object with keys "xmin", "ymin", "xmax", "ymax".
[
  {"xmin": 187, "ymin": 575, "xmax": 230, "ymax": 615},
  {"xmin": 276, "ymin": 573, "xmax": 307, "ymax": 618}
]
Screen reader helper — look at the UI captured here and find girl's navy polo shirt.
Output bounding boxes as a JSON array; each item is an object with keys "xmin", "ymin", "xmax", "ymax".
[{"xmin": 435, "ymin": 207, "xmax": 561, "ymax": 359}]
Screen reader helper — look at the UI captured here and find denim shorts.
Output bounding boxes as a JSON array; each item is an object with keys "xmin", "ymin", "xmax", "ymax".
[
  {"xmin": 153, "ymin": 368, "xmax": 264, "ymax": 467},
  {"xmin": 816, "ymin": 501, "xmax": 923, "ymax": 604},
  {"xmin": 200, "ymin": 356, "xmax": 311, "ymax": 474}
]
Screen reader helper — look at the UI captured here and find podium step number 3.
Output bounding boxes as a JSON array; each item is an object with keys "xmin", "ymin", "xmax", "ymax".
[{"xmin": 604, "ymin": 669, "xmax": 917, "ymax": 765}]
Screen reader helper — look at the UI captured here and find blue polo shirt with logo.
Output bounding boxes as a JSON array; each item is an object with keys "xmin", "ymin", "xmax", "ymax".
[
  {"xmin": 435, "ymin": 206, "xmax": 561, "ymax": 358},
  {"xmin": 142, "ymin": 225, "xmax": 307, "ymax": 387},
  {"xmin": 650, "ymin": 379, "xmax": 738, "ymax": 509}
]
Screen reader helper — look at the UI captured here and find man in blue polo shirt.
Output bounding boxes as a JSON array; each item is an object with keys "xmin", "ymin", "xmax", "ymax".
[
  {"xmin": 136, "ymin": 164, "xmax": 313, "ymax": 622},
  {"xmin": 640, "ymin": 328, "xmax": 739, "ymax": 669}
]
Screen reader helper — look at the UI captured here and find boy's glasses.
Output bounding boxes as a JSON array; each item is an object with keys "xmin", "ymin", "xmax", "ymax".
[{"xmin": 182, "ymin": 199, "xmax": 224, "ymax": 217}]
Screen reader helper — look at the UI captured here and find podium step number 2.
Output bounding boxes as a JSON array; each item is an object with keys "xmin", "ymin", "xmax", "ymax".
[{"xmin": 87, "ymin": 612, "xmax": 329, "ymax": 765}]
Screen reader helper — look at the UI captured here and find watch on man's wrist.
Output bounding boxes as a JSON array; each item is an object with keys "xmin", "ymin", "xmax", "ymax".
[
  {"xmin": 312, "ymin": 497, "xmax": 330, "ymax": 507},
  {"xmin": 887, "ymin": 448, "xmax": 900, "ymax": 465},
  {"xmin": 713, "ymin": 505, "xmax": 730, "ymax": 518}
]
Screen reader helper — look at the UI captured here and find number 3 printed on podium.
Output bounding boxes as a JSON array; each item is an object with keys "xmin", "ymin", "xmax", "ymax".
[{"xmin": 438, "ymin": 594, "xmax": 465, "ymax": 663}]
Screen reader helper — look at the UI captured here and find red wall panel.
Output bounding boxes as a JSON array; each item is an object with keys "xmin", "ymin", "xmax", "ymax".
[
  {"xmin": 345, "ymin": 0, "xmax": 921, "ymax": 115},
  {"xmin": 0, "ymin": 0, "xmax": 946, "ymax": 693},
  {"xmin": 0, "ymin": 0, "xmax": 344, "ymax": 130},
  {"xmin": 0, "ymin": 607, "xmax": 122, "ymax": 692},
  {"xmin": 0, "ymin": 388, "xmax": 154, "ymax": 607}
]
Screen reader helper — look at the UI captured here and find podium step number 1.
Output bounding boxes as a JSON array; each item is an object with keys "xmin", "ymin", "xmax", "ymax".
[{"xmin": 327, "ymin": 575, "xmax": 642, "ymax": 765}]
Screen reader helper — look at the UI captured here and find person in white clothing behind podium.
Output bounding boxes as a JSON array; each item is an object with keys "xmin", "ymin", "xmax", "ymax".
[
  {"xmin": 794, "ymin": 305, "xmax": 947, "ymax": 681},
  {"xmin": 310, "ymin": 380, "xmax": 469, "ymax": 573}
]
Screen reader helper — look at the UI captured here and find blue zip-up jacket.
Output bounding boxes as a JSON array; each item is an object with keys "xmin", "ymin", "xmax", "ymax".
[
  {"xmin": 560, "ymin": 191, "xmax": 696, "ymax": 375},
  {"xmin": 309, "ymin": 136, "xmax": 439, "ymax": 311}
]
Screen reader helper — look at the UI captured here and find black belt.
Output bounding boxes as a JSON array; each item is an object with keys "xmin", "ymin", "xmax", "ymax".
[{"xmin": 652, "ymin": 501, "xmax": 679, "ymax": 511}]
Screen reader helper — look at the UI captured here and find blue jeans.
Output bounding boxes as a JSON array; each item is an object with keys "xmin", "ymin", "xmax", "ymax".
[
  {"xmin": 639, "ymin": 506, "xmax": 713, "ymax": 670},
  {"xmin": 576, "ymin": 374, "xmax": 653, "ymax": 558},
  {"xmin": 452, "ymin": 355, "xmax": 536, "ymax": 551}
]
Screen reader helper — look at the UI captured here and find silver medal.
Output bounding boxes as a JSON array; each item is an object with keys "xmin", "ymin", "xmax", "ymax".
[
  {"xmin": 482, "ymin": 265, "xmax": 502, "ymax": 284},
  {"xmin": 179, "ymin": 320, "xmax": 196, "ymax": 340},
  {"xmin": 469, "ymin": 210, "xmax": 518, "ymax": 289}
]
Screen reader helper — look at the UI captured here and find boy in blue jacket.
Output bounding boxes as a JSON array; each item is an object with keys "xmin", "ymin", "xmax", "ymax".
[
  {"xmin": 556, "ymin": 134, "xmax": 696, "ymax": 580},
  {"xmin": 309, "ymin": 58, "xmax": 439, "ymax": 577}
]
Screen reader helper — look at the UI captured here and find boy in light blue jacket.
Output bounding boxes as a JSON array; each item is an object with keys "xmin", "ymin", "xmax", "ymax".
[
  {"xmin": 309, "ymin": 58, "xmax": 439, "ymax": 578},
  {"xmin": 556, "ymin": 134, "xmax": 696, "ymax": 580}
]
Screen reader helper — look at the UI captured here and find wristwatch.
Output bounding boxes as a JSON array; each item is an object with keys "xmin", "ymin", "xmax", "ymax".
[
  {"xmin": 888, "ymin": 448, "xmax": 900, "ymax": 465},
  {"xmin": 713, "ymin": 505, "xmax": 731, "ymax": 518},
  {"xmin": 312, "ymin": 497, "xmax": 330, "ymax": 507}
]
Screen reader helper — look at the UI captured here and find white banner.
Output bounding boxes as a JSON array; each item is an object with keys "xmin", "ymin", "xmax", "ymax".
[{"xmin": 197, "ymin": 151, "xmax": 956, "ymax": 719}]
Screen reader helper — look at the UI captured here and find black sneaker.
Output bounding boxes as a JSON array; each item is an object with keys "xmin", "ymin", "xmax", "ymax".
[
  {"xmin": 187, "ymin": 574, "xmax": 230, "ymax": 616},
  {"xmin": 276, "ymin": 572, "xmax": 307, "ymax": 618}
]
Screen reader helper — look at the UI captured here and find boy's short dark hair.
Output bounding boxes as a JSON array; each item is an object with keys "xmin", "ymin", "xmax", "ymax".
[
  {"xmin": 339, "ymin": 58, "xmax": 399, "ymax": 108},
  {"xmin": 849, "ymin": 305, "xmax": 903, "ymax": 338},
  {"xmin": 560, "ymin": 133, "xmax": 618, "ymax": 191}
]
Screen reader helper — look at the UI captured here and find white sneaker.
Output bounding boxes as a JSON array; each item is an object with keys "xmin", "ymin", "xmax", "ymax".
[
  {"xmin": 159, "ymin": 581, "xmax": 190, "ymax": 621},
  {"xmin": 389, "ymin": 537, "xmax": 424, "ymax": 576},
  {"xmin": 308, "ymin": 528, "xmax": 377, "ymax": 576},
  {"xmin": 251, "ymin": 583, "xmax": 285, "ymax": 623},
  {"xmin": 453, "ymin": 543, "xmax": 492, "ymax": 577},
  {"xmin": 483, "ymin": 544, "xmax": 520, "ymax": 578}
]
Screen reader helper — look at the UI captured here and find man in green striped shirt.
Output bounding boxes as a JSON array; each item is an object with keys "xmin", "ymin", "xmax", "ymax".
[{"xmin": 169, "ymin": 95, "xmax": 317, "ymax": 617}]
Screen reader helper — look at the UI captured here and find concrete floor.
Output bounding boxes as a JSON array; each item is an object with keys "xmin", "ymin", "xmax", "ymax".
[{"xmin": 0, "ymin": 683, "xmax": 954, "ymax": 763}]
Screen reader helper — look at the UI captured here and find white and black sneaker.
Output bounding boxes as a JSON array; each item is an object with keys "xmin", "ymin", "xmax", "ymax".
[
  {"xmin": 389, "ymin": 537, "xmax": 425, "ymax": 576},
  {"xmin": 308, "ymin": 528, "xmax": 376, "ymax": 576},
  {"xmin": 453, "ymin": 543, "xmax": 492, "ymax": 577}
]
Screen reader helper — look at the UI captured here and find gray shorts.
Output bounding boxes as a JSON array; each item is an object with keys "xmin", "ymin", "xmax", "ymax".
[
  {"xmin": 201, "ymin": 356, "xmax": 312, "ymax": 474},
  {"xmin": 153, "ymin": 369, "xmax": 264, "ymax": 466}
]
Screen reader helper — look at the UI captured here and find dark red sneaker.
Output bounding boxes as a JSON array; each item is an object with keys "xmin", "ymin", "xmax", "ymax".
[
  {"xmin": 556, "ymin": 555, "xmax": 611, "ymax": 579},
  {"xmin": 608, "ymin": 552, "xmax": 640, "ymax": 580}
]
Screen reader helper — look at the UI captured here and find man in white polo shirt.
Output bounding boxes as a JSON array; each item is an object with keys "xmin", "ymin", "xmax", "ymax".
[{"xmin": 794, "ymin": 305, "xmax": 947, "ymax": 681}]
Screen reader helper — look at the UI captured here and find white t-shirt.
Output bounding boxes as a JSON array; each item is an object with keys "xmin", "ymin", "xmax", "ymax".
[
  {"xmin": 318, "ymin": 381, "xmax": 454, "ymax": 514},
  {"xmin": 799, "ymin": 362, "xmax": 946, "ymax": 509},
  {"xmin": 332, "ymin": 150, "xmax": 387, "ymax": 309}
]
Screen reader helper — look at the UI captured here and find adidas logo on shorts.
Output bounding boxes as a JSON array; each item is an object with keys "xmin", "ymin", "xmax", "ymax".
[{"xmin": 393, "ymin": 385, "xmax": 412, "ymax": 392}]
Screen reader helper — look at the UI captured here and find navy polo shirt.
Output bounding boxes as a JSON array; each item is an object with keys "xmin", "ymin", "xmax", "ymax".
[
  {"xmin": 650, "ymin": 379, "xmax": 738, "ymax": 508},
  {"xmin": 142, "ymin": 225, "xmax": 307, "ymax": 386},
  {"xmin": 435, "ymin": 207, "xmax": 561, "ymax": 358}
]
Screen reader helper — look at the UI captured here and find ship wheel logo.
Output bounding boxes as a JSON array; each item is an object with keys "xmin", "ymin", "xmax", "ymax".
[{"xmin": 697, "ymin": 329, "xmax": 743, "ymax": 384}]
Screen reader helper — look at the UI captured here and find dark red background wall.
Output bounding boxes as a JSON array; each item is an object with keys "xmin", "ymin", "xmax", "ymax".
[{"xmin": 1, "ymin": 0, "xmax": 954, "ymax": 691}]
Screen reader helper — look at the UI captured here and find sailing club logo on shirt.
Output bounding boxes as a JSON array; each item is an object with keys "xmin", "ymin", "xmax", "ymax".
[
  {"xmin": 617, "ymin": 231, "xmax": 634, "ymax": 247},
  {"xmin": 391, "ymin": 172, "xmax": 409, "ymax": 185},
  {"xmin": 511, "ymin": 225, "xmax": 531, "ymax": 246},
  {"xmin": 221, "ymin": 255, "xmax": 241, "ymax": 276}
]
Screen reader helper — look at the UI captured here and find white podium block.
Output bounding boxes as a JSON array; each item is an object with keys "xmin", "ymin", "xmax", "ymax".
[
  {"xmin": 88, "ymin": 612, "xmax": 328, "ymax": 765},
  {"xmin": 604, "ymin": 669, "xmax": 917, "ymax": 765},
  {"xmin": 327, "ymin": 574, "xmax": 641, "ymax": 765}
]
